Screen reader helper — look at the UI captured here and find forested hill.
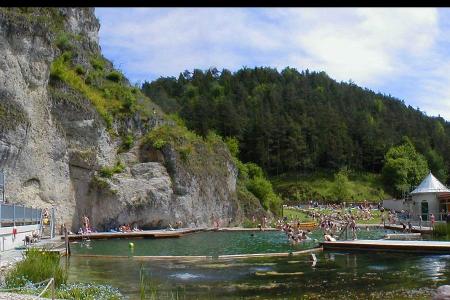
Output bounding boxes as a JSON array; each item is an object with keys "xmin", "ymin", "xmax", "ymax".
[{"xmin": 142, "ymin": 67, "xmax": 450, "ymax": 184}]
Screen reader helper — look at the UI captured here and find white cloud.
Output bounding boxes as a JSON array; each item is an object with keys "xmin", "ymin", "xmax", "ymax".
[
  {"xmin": 279, "ymin": 8, "xmax": 439, "ymax": 85},
  {"xmin": 95, "ymin": 8, "xmax": 450, "ymax": 120},
  {"xmin": 411, "ymin": 60, "xmax": 450, "ymax": 120}
]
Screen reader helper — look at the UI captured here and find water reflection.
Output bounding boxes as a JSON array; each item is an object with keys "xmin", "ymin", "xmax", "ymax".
[
  {"xmin": 65, "ymin": 229, "xmax": 450, "ymax": 299},
  {"xmin": 419, "ymin": 255, "xmax": 450, "ymax": 281},
  {"xmin": 66, "ymin": 251, "xmax": 450, "ymax": 299}
]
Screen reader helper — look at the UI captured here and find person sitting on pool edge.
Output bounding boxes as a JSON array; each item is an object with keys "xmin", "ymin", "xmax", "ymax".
[{"xmin": 323, "ymin": 233, "xmax": 336, "ymax": 242}]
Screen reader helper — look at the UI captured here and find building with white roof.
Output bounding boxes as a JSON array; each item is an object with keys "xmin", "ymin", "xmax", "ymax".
[{"xmin": 410, "ymin": 172, "xmax": 450, "ymax": 221}]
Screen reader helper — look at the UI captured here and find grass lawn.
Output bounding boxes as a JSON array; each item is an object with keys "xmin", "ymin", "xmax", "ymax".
[
  {"xmin": 272, "ymin": 171, "xmax": 391, "ymax": 203},
  {"xmin": 283, "ymin": 207, "xmax": 383, "ymax": 225},
  {"xmin": 358, "ymin": 209, "xmax": 382, "ymax": 224},
  {"xmin": 282, "ymin": 208, "xmax": 313, "ymax": 222}
]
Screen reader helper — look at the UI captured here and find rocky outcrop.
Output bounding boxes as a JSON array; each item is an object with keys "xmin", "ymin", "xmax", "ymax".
[
  {"xmin": 0, "ymin": 8, "xmax": 247, "ymax": 230},
  {"xmin": 434, "ymin": 285, "xmax": 450, "ymax": 300},
  {"xmin": 82, "ymin": 137, "xmax": 243, "ymax": 230}
]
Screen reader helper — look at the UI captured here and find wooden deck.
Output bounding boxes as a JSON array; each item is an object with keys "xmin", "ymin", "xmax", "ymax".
[
  {"xmin": 384, "ymin": 224, "xmax": 433, "ymax": 234},
  {"xmin": 65, "ymin": 228, "xmax": 206, "ymax": 241},
  {"xmin": 384, "ymin": 233, "xmax": 421, "ymax": 240},
  {"xmin": 321, "ymin": 239, "xmax": 450, "ymax": 253},
  {"xmin": 65, "ymin": 227, "xmax": 285, "ymax": 241}
]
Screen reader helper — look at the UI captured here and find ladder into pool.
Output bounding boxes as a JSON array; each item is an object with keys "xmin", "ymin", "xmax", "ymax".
[{"xmin": 39, "ymin": 208, "xmax": 55, "ymax": 240}]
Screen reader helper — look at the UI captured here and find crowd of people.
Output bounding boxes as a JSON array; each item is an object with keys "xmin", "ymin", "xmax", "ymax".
[
  {"xmin": 118, "ymin": 224, "xmax": 142, "ymax": 232},
  {"xmin": 306, "ymin": 203, "xmax": 375, "ymax": 223},
  {"xmin": 279, "ymin": 221, "xmax": 313, "ymax": 245},
  {"xmin": 285, "ymin": 202, "xmax": 382, "ymax": 241},
  {"xmin": 69, "ymin": 201, "xmax": 446, "ymax": 244},
  {"xmin": 75, "ymin": 215, "xmax": 144, "ymax": 234}
]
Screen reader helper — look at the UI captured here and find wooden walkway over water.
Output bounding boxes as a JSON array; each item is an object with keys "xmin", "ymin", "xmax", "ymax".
[
  {"xmin": 384, "ymin": 224, "xmax": 433, "ymax": 234},
  {"xmin": 321, "ymin": 239, "xmax": 450, "ymax": 253},
  {"xmin": 65, "ymin": 228, "xmax": 206, "ymax": 241},
  {"xmin": 65, "ymin": 227, "xmax": 283, "ymax": 241}
]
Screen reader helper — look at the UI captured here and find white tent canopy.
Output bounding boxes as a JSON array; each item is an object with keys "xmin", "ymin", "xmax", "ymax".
[{"xmin": 410, "ymin": 172, "xmax": 450, "ymax": 195}]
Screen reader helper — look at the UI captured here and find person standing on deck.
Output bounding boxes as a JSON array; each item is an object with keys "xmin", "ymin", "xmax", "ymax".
[
  {"xmin": 419, "ymin": 215, "xmax": 423, "ymax": 229},
  {"xmin": 82, "ymin": 215, "xmax": 90, "ymax": 233},
  {"xmin": 430, "ymin": 213, "xmax": 435, "ymax": 227}
]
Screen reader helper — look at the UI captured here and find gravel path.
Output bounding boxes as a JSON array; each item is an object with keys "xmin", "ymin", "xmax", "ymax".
[
  {"xmin": 0, "ymin": 236, "xmax": 65, "ymax": 299},
  {"xmin": 0, "ymin": 292, "xmax": 45, "ymax": 299}
]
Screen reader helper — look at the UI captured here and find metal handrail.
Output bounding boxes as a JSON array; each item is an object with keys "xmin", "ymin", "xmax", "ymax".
[
  {"xmin": 39, "ymin": 209, "xmax": 44, "ymax": 238},
  {"xmin": 50, "ymin": 208, "xmax": 55, "ymax": 239},
  {"xmin": 337, "ymin": 222, "xmax": 350, "ymax": 240}
]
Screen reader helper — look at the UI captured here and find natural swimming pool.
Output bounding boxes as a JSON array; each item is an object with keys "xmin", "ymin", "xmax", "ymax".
[
  {"xmin": 66, "ymin": 251, "xmax": 449, "ymax": 299},
  {"xmin": 69, "ymin": 228, "xmax": 394, "ymax": 256},
  {"xmin": 63, "ymin": 228, "xmax": 450, "ymax": 299}
]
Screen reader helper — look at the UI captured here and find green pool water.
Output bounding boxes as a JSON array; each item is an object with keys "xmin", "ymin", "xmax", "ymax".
[
  {"xmin": 66, "ymin": 229, "xmax": 450, "ymax": 298},
  {"xmin": 66, "ymin": 251, "xmax": 449, "ymax": 299},
  {"xmin": 70, "ymin": 229, "xmax": 394, "ymax": 256}
]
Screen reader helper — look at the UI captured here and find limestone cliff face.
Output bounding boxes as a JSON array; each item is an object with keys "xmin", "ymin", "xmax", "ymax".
[
  {"xmin": 0, "ymin": 8, "xmax": 246, "ymax": 230},
  {"xmin": 0, "ymin": 8, "xmax": 76, "ymax": 227}
]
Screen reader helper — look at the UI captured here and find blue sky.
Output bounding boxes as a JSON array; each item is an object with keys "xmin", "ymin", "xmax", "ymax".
[{"xmin": 95, "ymin": 8, "xmax": 450, "ymax": 120}]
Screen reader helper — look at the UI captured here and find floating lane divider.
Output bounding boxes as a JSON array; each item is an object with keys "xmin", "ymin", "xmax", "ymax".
[{"xmin": 69, "ymin": 247, "xmax": 323, "ymax": 261}]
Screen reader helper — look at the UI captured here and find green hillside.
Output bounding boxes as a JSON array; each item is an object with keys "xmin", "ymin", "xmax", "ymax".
[
  {"xmin": 272, "ymin": 171, "xmax": 391, "ymax": 204},
  {"xmin": 142, "ymin": 66, "xmax": 450, "ymax": 201},
  {"xmin": 142, "ymin": 68, "xmax": 450, "ymax": 179}
]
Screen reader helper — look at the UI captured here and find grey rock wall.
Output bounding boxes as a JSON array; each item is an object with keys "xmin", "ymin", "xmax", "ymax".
[
  {"xmin": 0, "ymin": 9, "xmax": 75, "ymax": 226},
  {"xmin": 0, "ymin": 8, "xmax": 245, "ymax": 231}
]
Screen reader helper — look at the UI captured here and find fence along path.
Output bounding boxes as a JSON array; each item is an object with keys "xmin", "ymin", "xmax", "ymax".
[
  {"xmin": 0, "ymin": 277, "xmax": 55, "ymax": 299},
  {"xmin": 0, "ymin": 203, "xmax": 41, "ymax": 227}
]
